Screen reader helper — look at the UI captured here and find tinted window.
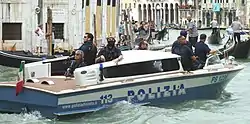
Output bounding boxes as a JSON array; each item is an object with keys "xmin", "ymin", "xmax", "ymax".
[{"xmin": 103, "ymin": 58, "xmax": 180, "ymax": 78}]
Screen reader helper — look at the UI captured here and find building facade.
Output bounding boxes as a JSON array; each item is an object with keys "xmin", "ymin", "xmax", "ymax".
[
  {"xmin": 121, "ymin": 0, "xmax": 181, "ymax": 25},
  {"xmin": 200, "ymin": 0, "xmax": 239, "ymax": 28},
  {"xmin": 0, "ymin": 0, "xmax": 120, "ymax": 51}
]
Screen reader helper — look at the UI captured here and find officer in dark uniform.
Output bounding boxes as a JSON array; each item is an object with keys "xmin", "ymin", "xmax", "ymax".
[
  {"xmin": 95, "ymin": 37, "xmax": 123, "ymax": 64},
  {"xmin": 171, "ymin": 31, "xmax": 192, "ymax": 55},
  {"xmin": 69, "ymin": 33, "xmax": 97, "ymax": 65},
  {"xmin": 180, "ymin": 30, "xmax": 193, "ymax": 51},
  {"xmin": 65, "ymin": 50, "xmax": 86, "ymax": 77},
  {"xmin": 195, "ymin": 34, "xmax": 216, "ymax": 64},
  {"xmin": 177, "ymin": 36, "xmax": 197, "ymax": 71}
]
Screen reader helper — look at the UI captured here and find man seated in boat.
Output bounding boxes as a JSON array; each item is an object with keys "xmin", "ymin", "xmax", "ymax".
[
  {"xmin": 65, "ymin": 50, "xmax": 86, "ymax": 77},
  {"xmin": 210, "ymin": 18, "xmax": 218, "ymax": 34},
  {"xmin": 137, "ymin": 40, "xmax": 149, "ymax": 50},
  {"xmin": 171, "ymin": 31, "xmax": 192, "ymax": 54},
  {"xmin": 195, "ymin": 34, "xmax": 217, "ymax": 65},
  {"xmin": 68, "ymin": 33, "xmax": 97, "ymax": 66},
  {"xmin": 95, "ymin": 37, "xmax": 123, "ymax": 64}
]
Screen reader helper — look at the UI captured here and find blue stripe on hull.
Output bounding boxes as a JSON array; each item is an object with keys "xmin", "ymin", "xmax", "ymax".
[
  {"xmin": 59, "ymin": 70, "xmax": 239, "ymax": 97},
  {"xmin": 53, "ymin": 79, "xmax": 231, "ymax": 118}
]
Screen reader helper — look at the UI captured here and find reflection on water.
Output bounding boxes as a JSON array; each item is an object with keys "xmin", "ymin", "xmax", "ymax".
[{"xmin": 0, "ymin": 65, "xmax": 18, "ymax": 82}]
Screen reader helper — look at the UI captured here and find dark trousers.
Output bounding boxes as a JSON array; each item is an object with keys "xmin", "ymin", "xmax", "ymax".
[
  {"xmin": 233, "ymin": 33, "xmax": 241, "ymax": 43},
  {"xmin": 212, "ymin": 28, "xmax": 217, "ymax": 34},
  {"xmin": 189, "ymin": 36, "xmax": 198, "ymax": 47}
]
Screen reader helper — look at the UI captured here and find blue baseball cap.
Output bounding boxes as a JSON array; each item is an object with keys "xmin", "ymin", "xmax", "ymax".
[{"xmin": 180, "ymin": 30, "xmax": 187, "ymax": 37}]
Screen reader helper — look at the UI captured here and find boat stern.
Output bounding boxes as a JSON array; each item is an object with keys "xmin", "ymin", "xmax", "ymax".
[{"xmin": 0, "ymin": 83, "xmax": 59, "ymax": 118}]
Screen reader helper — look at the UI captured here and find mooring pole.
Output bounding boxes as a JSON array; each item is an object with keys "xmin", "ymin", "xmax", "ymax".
[
  {"xmin": 47, "ymin": 7, "xmax": 53, "ymax": 56},
  {"xmin": 21, "ymin": 61, "xmax": 25, "ymax": 83}
]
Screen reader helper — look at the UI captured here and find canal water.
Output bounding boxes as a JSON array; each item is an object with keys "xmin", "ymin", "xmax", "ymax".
[{"xmin": 0, "ymin": 30, "xmax": 250, "ymax": 124}]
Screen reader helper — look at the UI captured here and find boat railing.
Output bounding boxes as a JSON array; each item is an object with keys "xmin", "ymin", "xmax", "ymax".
[{"xmin": 203, "ymin": 54, "xmax": 224, "ymax": 70}]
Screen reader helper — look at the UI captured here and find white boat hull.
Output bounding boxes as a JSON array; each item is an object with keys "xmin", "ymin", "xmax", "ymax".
[{"xmin": 0, "ymin": 67, "xmax": 242, "ymax": 118}]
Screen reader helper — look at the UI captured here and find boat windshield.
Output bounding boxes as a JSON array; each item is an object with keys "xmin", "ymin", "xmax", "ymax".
[
  {"xmin": 103, "ymin": 58, "xmax": 180, "ymax": 78},
  {"xmin": 206, "ymin": 55, "xmax": 221, "ymax": 66}
]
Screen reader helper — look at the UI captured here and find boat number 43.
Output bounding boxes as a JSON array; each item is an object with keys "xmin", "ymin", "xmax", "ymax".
[{"xmin": 211, "ymin": 74, "xmax": 228, "ymax": 84}]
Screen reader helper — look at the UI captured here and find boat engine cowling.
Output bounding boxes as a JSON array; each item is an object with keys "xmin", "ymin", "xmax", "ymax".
[{"xmin": 74, "ymin": 65, "xmax": 101, "ymax": 86}]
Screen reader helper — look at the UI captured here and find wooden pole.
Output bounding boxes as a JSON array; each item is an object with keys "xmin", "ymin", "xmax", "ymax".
[
  {"xmin": 47, "ymin": 7, "xmax": 53, "ymax": 56},
  {"xmin": 93, "ymin": 14, "xmax": 97, "ymax": 46}
]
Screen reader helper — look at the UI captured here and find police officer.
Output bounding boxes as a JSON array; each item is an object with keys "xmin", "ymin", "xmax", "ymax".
[
  {"xmin": 171, "ymin": 31, "xmax": 192, "ymax": 55},
  {"xmin": 195, "ymin": 34, "xmax": 216, "ymax": 64},
  {"xmin": 95, "ymin": 37, "xmax": 123, "ymax": 64},
  {"xmin": 69, "ymin": 33, "xmax": 97, "ymax": 65},
  {"xmin": 65, "ymin": 50, "xmax": 86, "ymax": 77},
  {"xmin": 180, "ymin": 30, "xmax": 192, "ymax": 51},
  {"xmin": 177, "ymin": 35, "xmax": 197, "ymax": 71}
]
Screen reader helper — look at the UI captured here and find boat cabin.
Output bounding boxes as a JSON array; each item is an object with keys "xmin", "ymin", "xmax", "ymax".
[
  {"xmin": 24, "ymin": 50, "xmax": 182, "ymax": 85},
  {"xmin": 23, "ymin": 50, "xmax": 224, "ymax": 87}
]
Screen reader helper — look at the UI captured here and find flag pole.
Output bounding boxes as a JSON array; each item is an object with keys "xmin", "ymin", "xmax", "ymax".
[{"xmin": 21, "ymin": 61, "xmax": 25, "ymax": 84}]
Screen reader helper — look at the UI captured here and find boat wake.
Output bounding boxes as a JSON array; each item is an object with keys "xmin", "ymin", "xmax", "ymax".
[{"xmin": 0, "ymin": 111, "xmax": 51, "ymax": 124}]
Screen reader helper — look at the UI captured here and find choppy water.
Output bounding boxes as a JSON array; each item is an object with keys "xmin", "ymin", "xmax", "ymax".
[{"xmin": 0, "ymin": 30, "xmax": 250, "ymax": 124}]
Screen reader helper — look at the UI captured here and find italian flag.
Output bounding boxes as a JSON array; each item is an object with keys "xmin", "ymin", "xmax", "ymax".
[{"xmin": 16, "ymin": 62, "xmax": 24, "ymax": 96}]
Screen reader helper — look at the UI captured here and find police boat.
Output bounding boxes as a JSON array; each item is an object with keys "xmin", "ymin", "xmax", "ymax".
[{"xmin": 0, "ymin": 50, "xmax": 244, "ymax": 118}]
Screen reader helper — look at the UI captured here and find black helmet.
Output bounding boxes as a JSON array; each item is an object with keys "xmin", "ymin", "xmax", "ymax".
[{"xmin": 107, "ymin": 37, "xmax": 116, "ymax": 42}]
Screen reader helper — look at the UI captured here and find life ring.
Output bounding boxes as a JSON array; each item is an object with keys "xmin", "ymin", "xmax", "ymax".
[
  {"xmin": 35, "ymin": 7, "xmax": 40, "ymax": 14},
  {"xmin": 71, "ymin": 9, "xmax": 76, "ymax": 15}
]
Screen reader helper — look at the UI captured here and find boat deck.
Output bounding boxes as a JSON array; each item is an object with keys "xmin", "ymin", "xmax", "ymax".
[{"xmin": 3, "ymin": 77, "xmax": 79, "ymax": 93}]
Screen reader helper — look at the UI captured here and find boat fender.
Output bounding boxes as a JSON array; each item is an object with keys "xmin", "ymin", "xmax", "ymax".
[
  {"xmin": 26, "ymin": 79, "xmax": 40, "ymax": 83},
  {"xmin": 41, "ymin": 80, "xmax": 55, "ymax": 85}
]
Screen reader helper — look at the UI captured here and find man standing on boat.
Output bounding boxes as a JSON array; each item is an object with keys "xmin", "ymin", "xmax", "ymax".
[
  {"xmin": 69, "ymin": 33, "xmax": 97, "ymax": 66},
  {"xmin": 195, "ymin": 34, "xmax": 216, "ymax": 64},
  {"xmin": 176, "ymin": 35, "xmax": 197, "ymax": 71},
  {"xmin": 35, "ymin": 24, "xmax": 46, "ymax": 53},
  {"xmin": 79, "ymin": 33, "xmax": 97, "ymax": 65},
  {"xmin": 186, "ymin": 15, "xmax": 199, "ymax": 47},
  {"xmin": 231, "ymin": 17, "xmax": 243, "ymax": 43},
  {"xmin": 211, "ymin": 18, "xmax": 218, "ymax": 34},
  {"xmin": 171, "ymin": 30, "xmax": 192, "ymax": 55}
]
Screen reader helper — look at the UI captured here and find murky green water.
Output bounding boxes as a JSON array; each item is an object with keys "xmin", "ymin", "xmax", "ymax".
[{"xmin": 0, "ymin": 30, "xmax": 249, "ymax": 124}]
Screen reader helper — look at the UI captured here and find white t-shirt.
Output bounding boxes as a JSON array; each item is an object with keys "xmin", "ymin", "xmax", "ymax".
[
  {"xmin": 211, "ymin": 20, "xmax": 218, "ymax": 28},
  {"xmin": 36, "ymin": 27, "xmax": 45, "ymax": 40}
]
